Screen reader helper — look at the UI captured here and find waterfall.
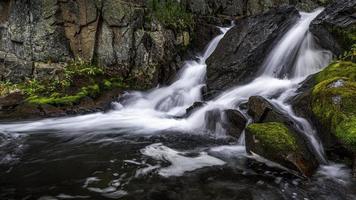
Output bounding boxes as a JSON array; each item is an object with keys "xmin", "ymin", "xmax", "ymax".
[
  {"xmin": 261, "ymin": 8, "xmax": 331, "ymax": 79},
  {"xmin": 0, "ymin": 9, "xmax": 332, "ymax": 163}
]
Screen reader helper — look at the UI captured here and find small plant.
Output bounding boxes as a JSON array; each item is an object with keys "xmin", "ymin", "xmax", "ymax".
[
  {"xmin": 65, "ymin": 58, "xmax": 104, "ymax": 78},
  {"xmin": 0, "ymin": 81, "xmax": 20, "ymax": 97},
  {"xmin": 147, "ymin": 0, "xmax": 194, "ymax": 31},
  {"xmin": 339, "ymin": 44, "xmax": 356, "ymax": 62}
]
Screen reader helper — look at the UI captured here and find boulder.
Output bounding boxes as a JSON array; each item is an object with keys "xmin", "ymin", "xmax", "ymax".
[
  {"xmin": 206, "ymin": 6, "xmax": 300, "ymax": 97},
  {"xmin": 246, "ymin": 122, "xmax": 318, "ymax": 177},
  {"xmin": 310, "ymin": 0, "xmax": 356, "ymax": 55},
  {"xmin": 205, "ymin": 108, "xmax": 247, "ymax": 138},
  {"xmin": 248, "ymin": 96, "xmax": 294, "ymax": 126},
  {"xmin": 290, "ymin": 61, "xmax": 356, "ymax": 174},
  {"xmin": 310, "ymin": 61, "xmax": 356, "ymax": 154},
  {"xmin": 246, "ymin": 96, "xmax": 320, "ymax": 176}
]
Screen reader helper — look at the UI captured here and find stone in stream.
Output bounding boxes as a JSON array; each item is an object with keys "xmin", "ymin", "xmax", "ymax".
[
  {"xmin": 184, "ymin": 101, "xmax": 207, "ymax": 118},
  {"xmin": 246, "ymin": 96, "xmax": 319, "ymax": 177},
  {"xmin": 204, "ymin": 108, "xmax": 247, "ymax": 138},
  {"xmin": 245, "ymin": 122, "xmax": 318, "ymax": 177}
]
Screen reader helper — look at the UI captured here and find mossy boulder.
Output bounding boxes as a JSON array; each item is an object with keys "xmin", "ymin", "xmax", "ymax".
[
  {"xmin": 311, "ymin": 61, "xmax": 356, "ymax": 153},
  {"xmin": 246, "ymin": 122, "xmax": 318, "ymax": 176}
]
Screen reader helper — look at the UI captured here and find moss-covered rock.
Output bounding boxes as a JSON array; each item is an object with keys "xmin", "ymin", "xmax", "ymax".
[
  {"xmin": 311, "ymin": 61, "xmax": 356, "ymax": 152},
  {"xmin": 315, "ymin": 61, "xmax": 356, "ymax": 83},
  {"xmin": 246, "ymin": 122, "xmax": 298, "ymax": 154},
  {"xmin": 246, "ymin": 122, "xmax": 318, "ymax": 176}
]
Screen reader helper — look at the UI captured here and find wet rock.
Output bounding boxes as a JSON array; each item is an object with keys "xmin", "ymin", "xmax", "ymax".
[
  {"xmin": 246, "ymin": 122, "xmax": 318, "ymax": 177},
  {"xmin": 247, "ymin": 96, "xmax": 319, "ymax": 176},
  {"xmin": 190, "ymin": 19, "xmax": 222, "ymax": 53},
  {"xmin": 248, "ymin": 96, "xmax": 291, "ymax": 125},
  {"xmin": 184, "ymin": 101, "xmax": 206, "ymax": 118},
  {"xmin": 205, "ymin": 109, "xmax": 247, "ymax": 138},
  {"xmin": 206, "ymin": 6, "xmax": 300, "ymax": 97},
  {"xmin": 310, "ymin": 0, "xmax": 356, "ymax": 55}
]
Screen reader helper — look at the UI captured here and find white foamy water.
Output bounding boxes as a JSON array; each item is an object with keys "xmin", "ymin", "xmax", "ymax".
[
  {"xmin": 0, "ymin": 9, "xmax": 334, "ymax": 175},
  {"xmin": 140, "ymin": 143, "xmax": 225, "ymax": 177}
]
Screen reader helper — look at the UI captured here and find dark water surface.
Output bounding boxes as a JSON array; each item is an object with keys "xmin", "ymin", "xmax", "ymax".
[{"xmin": 1, "ymin": 130, "xmax": 355, "ymax": 200}]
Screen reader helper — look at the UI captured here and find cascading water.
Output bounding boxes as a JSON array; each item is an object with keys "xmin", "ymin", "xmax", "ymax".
[
  {"xmin": 0, "ymin": 9, "xmax": 332, "ymax": 171},
  {"xmin": 3, "ymin": 8, "xmax": 356, "ymax": 200}
]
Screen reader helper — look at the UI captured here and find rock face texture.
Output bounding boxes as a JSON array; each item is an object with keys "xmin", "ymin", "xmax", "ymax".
[
  {"xmin": 0, "ymin": 0, "xmax": 330, "ymax": 89},
  {"xmin": 0, "ymin": 0, "xmax": 191, "ymax": 87},
  {"xmin": 310, "ymin": 0, "xmax": 356, "ymax": 55},
  {"xmin": 206, "ymin": 6, "xmax": 300, "ymax": 97},
  {"xmin": 184, "ymin": 0, "xmax": 323, "ymax": 16}
]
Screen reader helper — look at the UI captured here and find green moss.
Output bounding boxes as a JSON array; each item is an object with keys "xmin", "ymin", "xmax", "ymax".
[
  {"xmin": 335, "ymin": 117, "xmax": 356, "ymax": 152},
  {"xmin": 312, "ymin": 61, "xmax": 356, "ymax": 152},
  {"xmin": 315, "ymin": 61, "xmax": 356, "ymax": 83},
  {"xmin": 27, "ymin": 84, "xmax": 100, "ymax": 106},
  {"xmin": 246, "ymin": 122, "xmax": 298, "ymax": 153},
  {"xmin": 147, "ymin": 0, "xmax": 194, "ymax": 31}
]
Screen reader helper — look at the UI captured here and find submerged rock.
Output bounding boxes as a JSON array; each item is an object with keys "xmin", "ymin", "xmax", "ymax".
[
  {"xmin": 310, "ymin": 0, "xmax": 356, "ymax": 55},
  {"xmin": 205, "ymin": 109, "xmax": 247, "ymax": 138},
  {"xmin": 246, "ymin": 122, "xmax": 318, "ymax": 177},
  {"xmin": 206, "ymin": 6, "xmax": 300, "ymax": 97}
]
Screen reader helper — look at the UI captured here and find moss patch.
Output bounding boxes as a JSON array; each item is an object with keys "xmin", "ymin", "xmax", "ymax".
[
  {"xmin": 315, "ymin": 61, "xmax": 356, "ymax": 83},
  {"xmin": 147, "ymin": 0, "xmax": 194, "ymax": 31},
  {"xmin": 312, "ymin": 61, "xmax": 356, "ymax": 152},
  {"xmin": 246, "ymin": 122, "xmax": 298, "ymax": 154},
  {"xmin": 1, "ymin": 59, "xmax": 130, "ymax": 106}
]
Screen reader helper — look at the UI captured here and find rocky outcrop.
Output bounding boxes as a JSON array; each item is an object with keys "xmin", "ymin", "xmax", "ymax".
[
  {"xmin": 206, "ymin": 6, "xmax": 300, "ymax": 97},
  {"xmin": 0, "ymin": 0, "xmax": 191, "ymax": 87},
  {"xmin": 310, "ymin": 0, "xmax": 356, "ymax": 55},
  {"xmin": 184, "ymin": 0, "xmax": 323, "ymax": 17}
]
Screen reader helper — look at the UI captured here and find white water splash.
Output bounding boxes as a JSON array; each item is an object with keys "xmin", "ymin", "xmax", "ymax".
[
  {"xmin": 141, "ymin": 143, "xmax": 225, "ymax": 177},
  {"xmin": 261, "ymin": 8, "xmax": 331, "ymax": 78}
]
